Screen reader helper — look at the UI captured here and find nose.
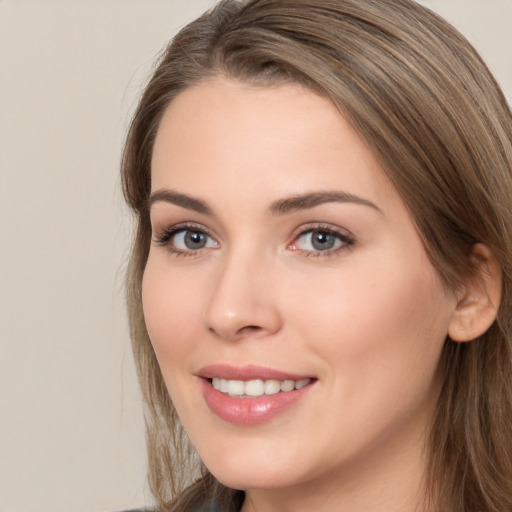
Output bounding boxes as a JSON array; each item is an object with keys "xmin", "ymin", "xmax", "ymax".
[{"xmin": 204, "ymin": 250, "xmax": 282, "ymax": 342}]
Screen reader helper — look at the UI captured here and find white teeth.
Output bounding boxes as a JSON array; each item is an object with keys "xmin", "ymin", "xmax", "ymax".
[
  {"xmin": 264, "ymin": 380, "xmax": 281, "ymax": 395},
  {"xmin": 245, "ymin": 379, "xmax": 264, "ymax": 396},
  {"xmin": 211, "ymin": 377, "xmax": 312, "ymax": 397},
  {"xmin": 295, "ymin": 379, "xmax": 310, "ymax": 390},
  {"xmin": 280, "ymin": 380, "xmax": 295, "ymax": 392},
  {"xmin": 227, "ymin": 380, "xmax": 245, "ymax": 396},
  {"xmin": 220, "ymin": 378, "xmax": 229, "ymax": 393}
]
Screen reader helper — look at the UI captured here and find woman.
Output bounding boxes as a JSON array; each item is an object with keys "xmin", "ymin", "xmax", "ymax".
[{"xmin": 121, "ymin": 0, "xmax": 512, "ymax": 510}]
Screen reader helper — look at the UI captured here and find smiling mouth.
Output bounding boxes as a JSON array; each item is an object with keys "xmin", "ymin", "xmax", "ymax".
[{"xmin": 210, "ymin": 378, "xmax": 313, "ymax": 398}]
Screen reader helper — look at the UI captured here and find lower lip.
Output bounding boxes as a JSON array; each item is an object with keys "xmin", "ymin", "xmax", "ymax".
[{"xmin": 200, "ymin": 378, "xmax": 314, "ymax": 425}]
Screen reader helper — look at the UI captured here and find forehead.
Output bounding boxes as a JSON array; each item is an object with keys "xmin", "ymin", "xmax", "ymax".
[{"xmin": 150, "ymin": 77, "xmax": 398, "ymax": 211}]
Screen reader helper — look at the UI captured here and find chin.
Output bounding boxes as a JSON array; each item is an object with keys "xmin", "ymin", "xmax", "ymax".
[
  {"xmin": 212, "ymin": 469, "xmax": 292, "ymax": 492},
  {"xmin": 202, "ymin": 450, "xmax": 300, "ymax": 491}
]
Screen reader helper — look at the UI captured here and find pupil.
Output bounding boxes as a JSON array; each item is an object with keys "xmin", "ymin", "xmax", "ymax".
[
  {"xmin": 312, "ymin": 231, "xmax": 335, "ymax": 251},
  {"xmin": 185, "ymin": 231, "xmax": 206, "ymax": 249}
]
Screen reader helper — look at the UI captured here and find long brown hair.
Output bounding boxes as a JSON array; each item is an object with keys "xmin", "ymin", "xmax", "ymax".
[{"xmin": 121, "ymin": 1, "xmax": 512, "ymax": 510}]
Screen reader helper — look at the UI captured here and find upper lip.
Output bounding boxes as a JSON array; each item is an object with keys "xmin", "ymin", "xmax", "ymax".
[{"xmin": 197, "ymin": 364, "xmax": 314, "ymax": 381}]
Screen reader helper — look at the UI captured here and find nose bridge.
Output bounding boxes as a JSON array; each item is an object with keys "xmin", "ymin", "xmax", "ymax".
[{"xmin": 204, "ymin": 243, "xmax": 281, "ymax": 341}]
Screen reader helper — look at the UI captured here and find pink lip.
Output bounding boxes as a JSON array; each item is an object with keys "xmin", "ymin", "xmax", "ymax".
[
  {"xmin": 198, "ymin": 364, "xmax": 312, "ymax": 381},
  {"xmin": 197, "ymin": 365, "xmax": 315, "ymax": 425}
]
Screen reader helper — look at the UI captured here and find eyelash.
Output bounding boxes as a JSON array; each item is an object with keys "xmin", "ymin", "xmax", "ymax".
[
  {"xmin": 153, "ymin": 222, "xmax": 217, "ymax": 257},
  {"xmin": 152, "ymin": 223, "xmax": 355, "ymax": 258},
  {"xmin": 288, "ymin": 224, "xmax": 355, "ymax": 258}
]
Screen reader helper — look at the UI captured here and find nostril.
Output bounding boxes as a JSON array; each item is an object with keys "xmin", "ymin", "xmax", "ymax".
[
  {"xmin": 237, "ymin": 325, "xmax": 263, "ymax": 335},
  {"xmin": 208, "ymin": 324, "xmax": 263, "ymax": 340}
]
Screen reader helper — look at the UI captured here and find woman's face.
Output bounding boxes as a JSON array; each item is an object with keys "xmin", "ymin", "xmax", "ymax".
[{"xmin": 143, "ymin": 78, "xmax": 458, "ymax": 498}]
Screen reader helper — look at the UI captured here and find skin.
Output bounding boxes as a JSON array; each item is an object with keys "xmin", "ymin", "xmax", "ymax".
[{"xmin": 143, "ymin": 78, "xmax": 462, "ymax": 512}]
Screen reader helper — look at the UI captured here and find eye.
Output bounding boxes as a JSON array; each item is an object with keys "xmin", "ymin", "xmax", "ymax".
[
  {"xmin": 153, "ymin": 224, "xmax": 219, "ymax": 255},
  {"xmin": 173, "ymin": 229, "xmax": 216, "ymax": 251},
  {"xmin": 289, "ymin": 226, "xmax": 354, "ymax": 255}
]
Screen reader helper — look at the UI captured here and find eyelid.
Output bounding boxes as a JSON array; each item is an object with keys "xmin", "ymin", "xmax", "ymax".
[
  {"xmin": 152, "ymin": 221, "xmax": 353, "ymax": 258},
  {"xmin": 152, "ymin": 222, "xmax": 219, "ymax": 254},
  {"xmin": 287, "ymin": 223, "xmax": 355, "ymax": 255}
]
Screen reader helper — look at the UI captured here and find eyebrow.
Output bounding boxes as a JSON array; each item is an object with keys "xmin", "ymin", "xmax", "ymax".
[
  {"xmin": 147, "ymin": 189, "xmax": 381, "ymax": 216},
  {"xmin": 269, "ymin": 191, "xmax": 382, "ymax": 215},
  {"xmin": 148, "ymin": 189, "xmax": 213, "ymax": 215}
]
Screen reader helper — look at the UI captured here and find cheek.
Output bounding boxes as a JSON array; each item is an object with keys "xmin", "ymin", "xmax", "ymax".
[
  {"xmin": 141, "ymin": 257, "xmax": 203, "ymax": 366},
  {"xmin": 287, "ymin": 253, "xmax": 454, "ymax": 394},
  {"xmin": 285, "ymin": 262, "xmax": 454, "ymax": 460}
]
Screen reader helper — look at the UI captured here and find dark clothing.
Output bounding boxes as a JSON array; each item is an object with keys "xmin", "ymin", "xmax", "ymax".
[{"xmin": 116, "ymin": 509, "xmax": 152, "ymax": 512}]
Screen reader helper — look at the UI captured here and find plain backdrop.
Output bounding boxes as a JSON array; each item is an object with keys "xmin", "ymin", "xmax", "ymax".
[{"xmin": 0, "ymin": 1, "xmax": 510, "ymax": 511}]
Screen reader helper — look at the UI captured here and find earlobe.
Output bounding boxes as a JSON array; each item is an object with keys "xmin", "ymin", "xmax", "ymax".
[{"xmin": 448, "ymin": 244, "xmax": 502, "ymax": 343}]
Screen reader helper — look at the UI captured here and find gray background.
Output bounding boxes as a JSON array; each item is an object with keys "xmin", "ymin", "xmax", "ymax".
[{"xmin": 0, "ymin": 1, "xmax": 510, "ymax": 511}]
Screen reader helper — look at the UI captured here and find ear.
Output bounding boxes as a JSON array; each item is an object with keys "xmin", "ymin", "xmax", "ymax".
[{"xmin": 448, "ymin": 244, "xmax": 502, "ymax": 342}]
